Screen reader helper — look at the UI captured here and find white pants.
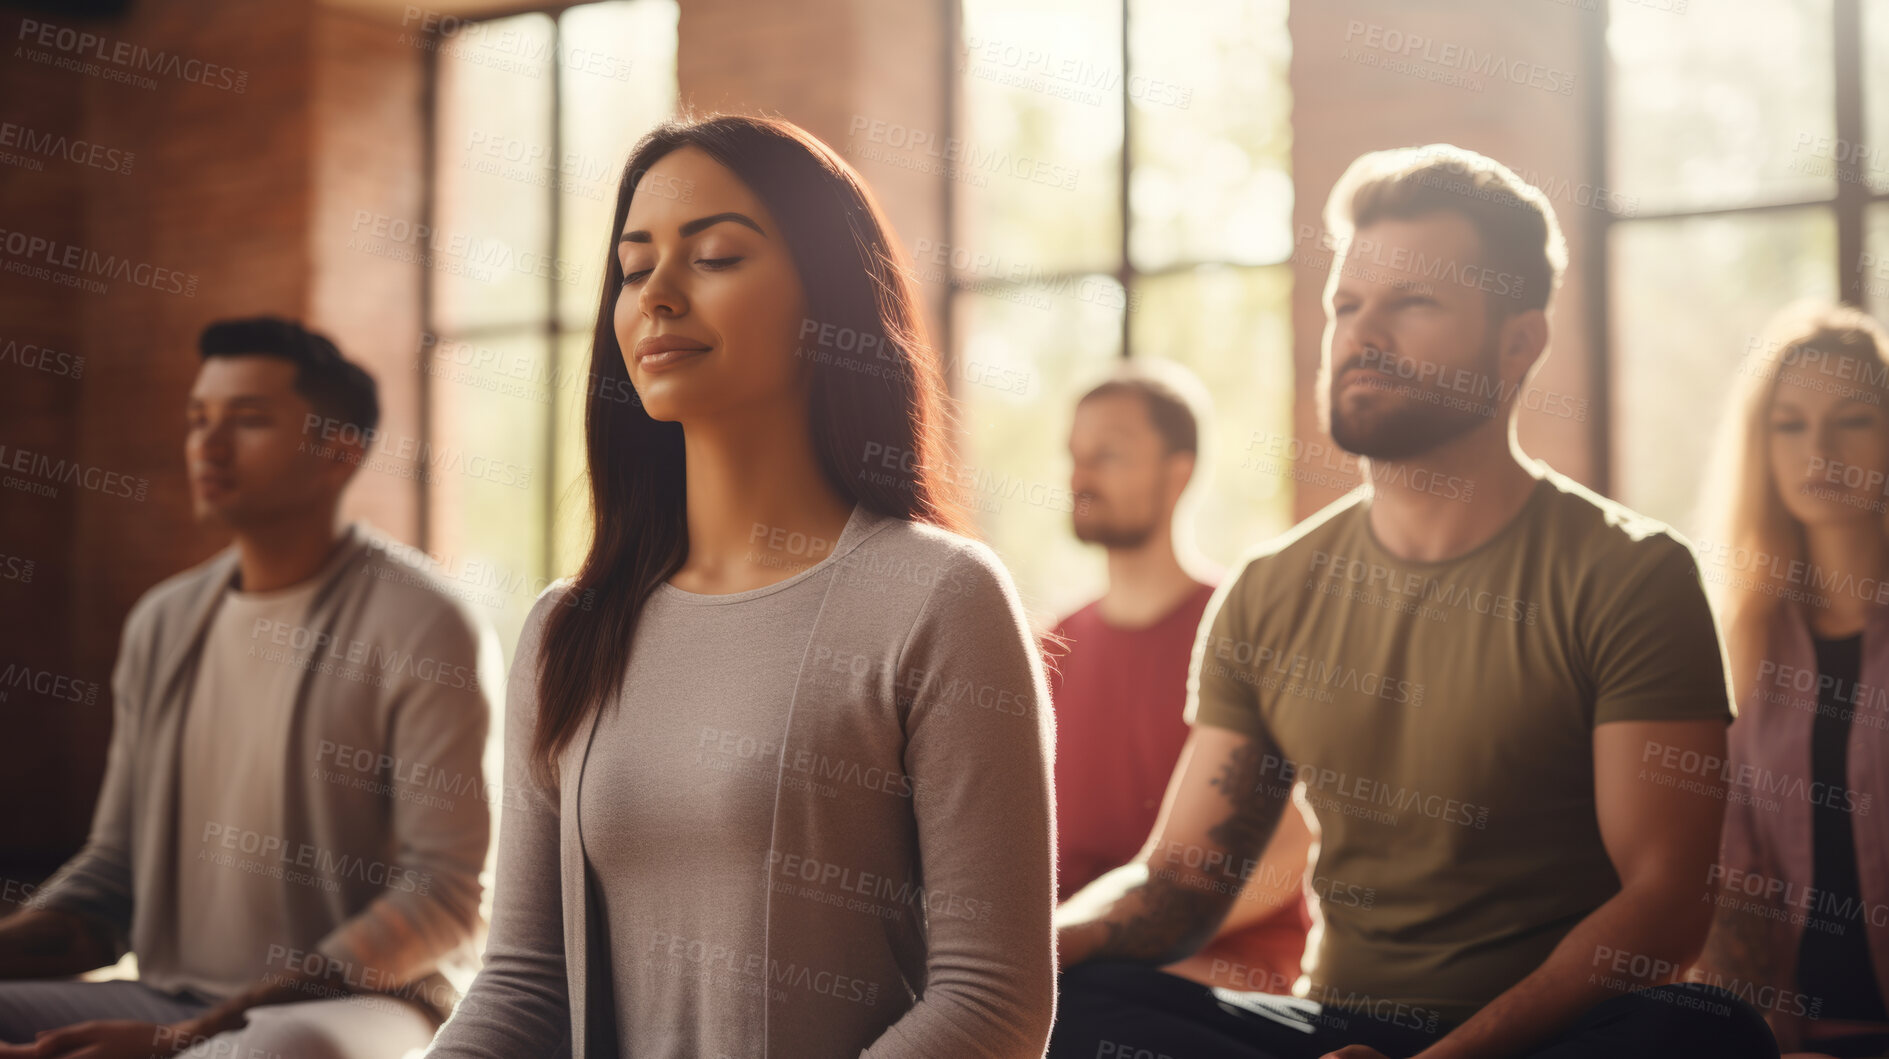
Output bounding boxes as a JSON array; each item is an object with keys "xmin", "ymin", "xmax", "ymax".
[{"xmin": 0, "ymin": 979, "xmax": 437, "ymax": 1059}]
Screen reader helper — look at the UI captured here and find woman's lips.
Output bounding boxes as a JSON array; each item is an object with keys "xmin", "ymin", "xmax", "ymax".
[
  {"xmin": 634, "ymin": 334, "xmax": 711, "ymax": 372},
  {"xmin": 637, "ymin": 347, "xmax": 707, "ymax": 371}
]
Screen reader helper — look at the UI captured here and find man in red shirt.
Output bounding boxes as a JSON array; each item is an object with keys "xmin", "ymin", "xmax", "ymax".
[{"xmin": 1046, "ymin": 364, "xmax": 1312, "ymax": 995}]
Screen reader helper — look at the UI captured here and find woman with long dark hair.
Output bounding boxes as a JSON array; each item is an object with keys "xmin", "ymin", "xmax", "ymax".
[{"xmin": 421, "ymin": 114, "xmax": 1056, "ymax": 1059}]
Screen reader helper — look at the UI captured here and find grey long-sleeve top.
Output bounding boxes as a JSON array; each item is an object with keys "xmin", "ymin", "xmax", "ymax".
[{"xmin": 426, "ymin": 503, "xmax": 1057, "ymax": 1059}]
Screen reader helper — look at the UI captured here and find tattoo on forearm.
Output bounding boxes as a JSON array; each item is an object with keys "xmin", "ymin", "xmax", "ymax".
[
  {"xmin": 1096, "ymin": 741, "xmax": 1283, "ymax": 963},
  {"xmin": 1207, "ymin": 741, "xmax": 1279, "ymax": 856}
]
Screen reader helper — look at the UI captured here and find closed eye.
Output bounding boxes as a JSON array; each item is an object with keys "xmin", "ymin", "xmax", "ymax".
[{"xmin": 619, "ymin": 257, "xmax": 743, "ymax": 286}]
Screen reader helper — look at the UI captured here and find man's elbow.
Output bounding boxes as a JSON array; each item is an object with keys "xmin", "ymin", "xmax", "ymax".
[{"xmin": 1621, "ymin": 872, "xmax": 1717, "ymax": 972}]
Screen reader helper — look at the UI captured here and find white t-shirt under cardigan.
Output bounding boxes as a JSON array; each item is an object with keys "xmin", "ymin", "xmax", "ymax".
[{"xmin": 425, "ymin": 502, "xmax": 1058, "ymax": 1059}]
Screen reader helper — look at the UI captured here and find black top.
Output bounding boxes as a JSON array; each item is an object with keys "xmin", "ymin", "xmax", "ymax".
[{"xmin": 1797, "ymin": 632, "xmax": 1888, "ymax": 1022}]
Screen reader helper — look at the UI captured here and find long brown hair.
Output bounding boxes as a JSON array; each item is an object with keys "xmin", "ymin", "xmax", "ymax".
[
  {"xmin": 1699, "ymin": 300, "xmax": 1889, "ymax": 705},
  {"xmin": 531, "ymin": 114, "xmax": 974, "ymax": 788}
]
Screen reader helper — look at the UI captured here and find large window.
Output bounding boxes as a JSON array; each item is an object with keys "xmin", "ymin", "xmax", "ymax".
[
  {"xmin": 945, "ymin": 0, "xmax": 1294, "ymax": 620},
  {"xmin": 1607, "ymin": 0, "xmax": 1888, "ymax": 534},
  {"xmin": 425, "ymin": 0, "xmax": 677, "ymax": 651}
]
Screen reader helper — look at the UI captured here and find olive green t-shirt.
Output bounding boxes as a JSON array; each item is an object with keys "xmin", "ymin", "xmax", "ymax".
[{"xmin": 1186, "ymin": 465, "xmax": 1732, "ymax": 1027}]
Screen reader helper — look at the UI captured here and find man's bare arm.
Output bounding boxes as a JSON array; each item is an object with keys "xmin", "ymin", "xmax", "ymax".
[
  {"xmin": 1057, "ymin": 724, "xmax": 1290, "ymax": 967},
  {"xmin": 1695, "ymin": 889, "xmax": 1772, "ymax": 984},
  {"xmin": 1376, "ymin": 719, "xmax": 1727, "ymax": 1059}
]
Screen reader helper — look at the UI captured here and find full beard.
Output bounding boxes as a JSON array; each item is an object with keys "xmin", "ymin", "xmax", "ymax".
[
  {"xmin": 1074, "ymin": 507, "xmax": 1158, "ymax": 549},
  {"xmin": 1329, "ymin": 339, "xmax": 1502, "ymax": 460}
]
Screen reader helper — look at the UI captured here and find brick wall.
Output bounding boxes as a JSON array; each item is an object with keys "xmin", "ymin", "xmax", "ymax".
[
  {"xmin": 0, "ymin": 0, "xmax": 424, "ymax": 879},
  {"xmin": 1287, "ymin": 0, "xmax": 1604, "ymax": 518}
]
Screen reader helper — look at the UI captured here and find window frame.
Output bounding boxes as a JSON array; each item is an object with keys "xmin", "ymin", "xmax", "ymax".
[{"xmin": 1595, "ymin": 0, "xmax": 1886, "ymax": 495}]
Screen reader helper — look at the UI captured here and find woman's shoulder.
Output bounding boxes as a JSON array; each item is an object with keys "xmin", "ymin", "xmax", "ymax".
[
  {"xmin": 845, "ymin": 512, "xmax": 1013, "ymax": 593},
  {"xmin": 835, "ymin": 514, "xmax": 1029, "ymax": 642}
]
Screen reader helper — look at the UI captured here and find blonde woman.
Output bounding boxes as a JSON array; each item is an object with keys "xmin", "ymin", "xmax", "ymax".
[{"xmin": 1696, "ymin": 301, "xmax": 1889, "ymax": 1058}]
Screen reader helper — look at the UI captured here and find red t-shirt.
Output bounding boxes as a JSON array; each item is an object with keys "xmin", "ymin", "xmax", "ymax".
[{"xmin": 1045, "ymin": 581, "xmax": 1309, "ymax": 985}]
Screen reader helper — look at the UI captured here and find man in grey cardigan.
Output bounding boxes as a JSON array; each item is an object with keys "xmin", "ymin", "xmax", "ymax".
[{"xmin": 0, "ymin": 319, "xmax": 501, "ymax": 1059}]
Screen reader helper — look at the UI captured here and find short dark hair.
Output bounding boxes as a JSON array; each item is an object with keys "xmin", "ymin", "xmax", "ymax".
[
  {"xmin": 1079, "ymin": 370, "xmax": 1201, "ymax": 456},
  {"xmin": 1324, "ymin": 144, "xmax": 1567, "ymax": 316},
  {"xmin": 198, "ymin": 316, "xmax": 379, "ymax": 436}
]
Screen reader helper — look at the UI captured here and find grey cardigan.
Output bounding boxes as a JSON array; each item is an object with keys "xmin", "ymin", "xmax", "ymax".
[
  {"xmin": 32, "ymin": 522, "xmax": 503, "ymax": 1023},
  {"xmin": 426, "ymin": 507, "xmax": 1058, "ymax": 1059}
]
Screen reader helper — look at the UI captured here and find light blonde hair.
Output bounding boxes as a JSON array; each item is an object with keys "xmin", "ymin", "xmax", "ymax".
[{"xmin": 1699, "ymin": 300, "xmax": 1889, "ymax": 705}]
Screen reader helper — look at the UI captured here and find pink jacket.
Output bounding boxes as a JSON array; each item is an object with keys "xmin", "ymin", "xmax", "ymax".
[{"xmin": 1719, "ymin": 601, "xmax": 1889, "ymax": 1037}]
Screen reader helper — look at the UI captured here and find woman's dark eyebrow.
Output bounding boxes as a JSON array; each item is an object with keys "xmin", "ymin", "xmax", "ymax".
[{"xmin": 619, "ymin": 212, "xmax": 766, "ymax": 244}]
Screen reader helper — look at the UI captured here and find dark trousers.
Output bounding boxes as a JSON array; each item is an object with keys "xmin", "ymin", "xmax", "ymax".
[{"xmin": 1049, "ymin": 964, "xmax": 1780, "ymax": 1059}]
